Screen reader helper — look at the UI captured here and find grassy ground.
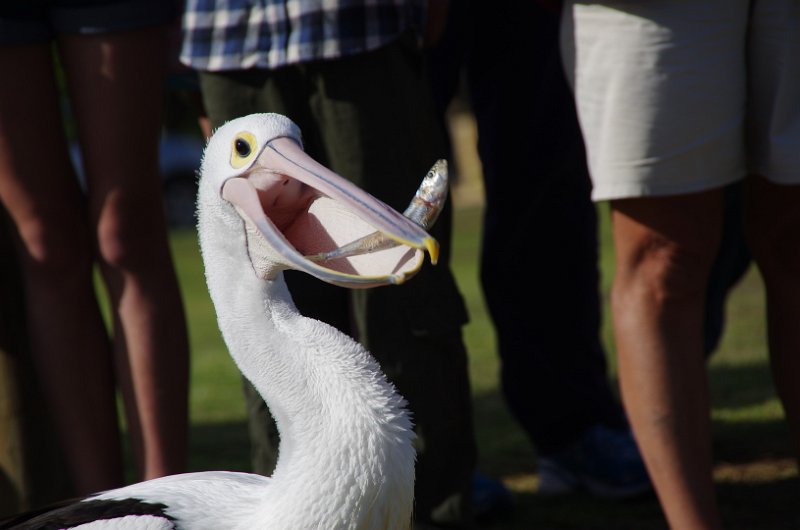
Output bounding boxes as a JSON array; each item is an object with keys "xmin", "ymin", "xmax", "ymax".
[{"xmin": 166, "ymin": 111, "xmax": 797, "ymax": 528}]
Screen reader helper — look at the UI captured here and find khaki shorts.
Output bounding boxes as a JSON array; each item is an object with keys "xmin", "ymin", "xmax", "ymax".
[{"xmin": 560, "ymin": 0, "xmax": 800, "ymax": 201}]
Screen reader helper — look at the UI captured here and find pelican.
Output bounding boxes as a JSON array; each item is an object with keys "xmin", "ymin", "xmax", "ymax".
[{"xmin": 2, "ymin": 113, "xmax": 440, "ymax": 530}]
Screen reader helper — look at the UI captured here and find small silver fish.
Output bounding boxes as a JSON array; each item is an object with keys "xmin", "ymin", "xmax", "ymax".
[
  {"xmin": 306, "ymin": 159, "xmax": 448, "ymax": 263},
  {"xmin": 402, "ymin": 159, "xmax": 448, "ymax": 229}
]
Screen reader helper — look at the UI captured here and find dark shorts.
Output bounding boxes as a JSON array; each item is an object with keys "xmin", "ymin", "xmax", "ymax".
[{"xmin": 0, "ymin": 0, "xmax": 177, "ymax": 44}]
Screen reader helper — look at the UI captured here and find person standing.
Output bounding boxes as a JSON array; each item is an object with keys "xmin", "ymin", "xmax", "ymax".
[
  {"xmin": 427, "ymin": 0, "xmax": 650, "ymax": 498},
  {"xmin": 561, "ymin": 1, "xmax": 800, "ymax": 527}
]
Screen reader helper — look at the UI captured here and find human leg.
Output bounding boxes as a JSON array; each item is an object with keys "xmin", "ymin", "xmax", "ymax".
[
  {"xmin": 743, "ymin": 177, "xmax": 800, "ymax": 458},
  {"xmin": 743, "ymin": 0, "xmax": 800, "ymax": 459},
  {"xmin": 467, "ymin": 0, "xmax": 627, "ymax": 453},
  {"xmin": 58, "ymin": 26, "xmax": 188, "ymax": 480},
  {"xmin": 0, "ymin": 205, "xmax": 76, "ymax": 511},
  {"xmin": 611, "ymin": 191, "xmax": 724, "ymax": 529},
  {"xmin": 423, "ymin": 5, "xmax": 515, "ymax": 515},
  {"xmin": 0, "ymin": 42, "xmax": 124, "ymax": 494},
  {"xmin": 561, "ymin": 1, "xmax": 759, "ymax": 521}
]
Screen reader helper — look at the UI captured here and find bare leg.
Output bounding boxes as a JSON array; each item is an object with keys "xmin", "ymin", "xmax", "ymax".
[
  {"xmin": 610, "ymin": 190, "xmax": 724, "ymax": 530},
  {"xmin": 59, "ymin": 27, "xmax": 189, "ymax": 480},
  {"xmin": 0, "ymin": 44, "xmax": 124, "ymax": 494},
  {"xmin": 744, "ymin": 176, "xmax": 800, "ymax": 458}
]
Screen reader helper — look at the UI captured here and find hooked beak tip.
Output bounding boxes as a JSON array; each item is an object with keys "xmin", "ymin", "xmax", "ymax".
[{"xmin": 425, "ymin": 237, "xmax": 439, "ymax": 265}]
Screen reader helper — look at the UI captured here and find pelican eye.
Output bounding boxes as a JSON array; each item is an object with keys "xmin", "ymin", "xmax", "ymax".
[
  {"xmin": 235, "ymin": 138, "xmax": 251, "ymax": 157},
  {"xmin": 230, "ymin": 132, "xmax": 257, "ymax": 169}
]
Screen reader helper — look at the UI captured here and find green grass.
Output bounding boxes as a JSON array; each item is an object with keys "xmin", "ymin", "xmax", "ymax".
[{"xmin": 170, "ymin": 200, "xmax": 798, "ymax": 529}]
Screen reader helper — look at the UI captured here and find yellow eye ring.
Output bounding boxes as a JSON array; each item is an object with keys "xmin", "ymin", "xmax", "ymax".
[{"xmin": 230, "ymin": 132, "xmax": 257, "ymax": 169}]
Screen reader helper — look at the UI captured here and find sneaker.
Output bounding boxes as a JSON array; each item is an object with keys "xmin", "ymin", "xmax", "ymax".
[
  {"xmin": 472, "ymin": 472, "xmax": 514, "ymax": 521},
  {"xmin": 537, "ymin": 425, "xmax": 651, "ymax": 498}
]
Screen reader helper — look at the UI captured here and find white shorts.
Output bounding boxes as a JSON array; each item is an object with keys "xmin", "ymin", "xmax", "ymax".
[{"xmin": 560, "ymin": 0, "xmax": 800, "ymax": 201}]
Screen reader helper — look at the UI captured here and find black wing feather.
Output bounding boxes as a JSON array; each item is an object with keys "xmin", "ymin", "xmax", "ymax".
[{"xmin": 0, "ymin": 498, "xmax": 175, "ymax": 529}]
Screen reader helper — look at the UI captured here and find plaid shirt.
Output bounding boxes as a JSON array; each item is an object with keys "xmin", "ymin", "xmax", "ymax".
[{"xmin": 180, "ymin": 0, "xmax": 425, "ymax": 71}]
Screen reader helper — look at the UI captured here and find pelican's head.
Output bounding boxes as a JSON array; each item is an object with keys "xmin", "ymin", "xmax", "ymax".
[{"xmin": 197, "ymin": 113, "xmax": 438, "ymax": 288}]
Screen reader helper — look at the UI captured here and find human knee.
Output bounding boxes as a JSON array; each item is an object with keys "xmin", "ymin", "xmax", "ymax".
[
  {"xmin": 95, "ymin": 194, "xmax": 169, "ymax": 270},
  {"xmin": 617, "ymin": 231, "xmax": 716, "ymax": 305},
  {"xmin": 16, "ymin": 217, "xmax": 93, "ymax": 280}
]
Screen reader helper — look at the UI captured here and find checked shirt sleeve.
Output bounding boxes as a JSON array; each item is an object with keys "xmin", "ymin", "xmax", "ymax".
[{"xmin": 180, "ymin": 0, "xmax": 425, "ymax": 72}]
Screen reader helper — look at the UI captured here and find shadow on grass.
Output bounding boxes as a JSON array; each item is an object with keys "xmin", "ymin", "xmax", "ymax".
[
  {"xmin": 480, "ymin": 479, "xmax": 800, "ymax": 530},
  {"xmin": 471, "ymin": 381, "xmax": 798, "ymax": 530},
  {"xmin": 188, "ymin": 420, "xmax": 251, "ymax": 473},
  {"xmin": 718, "ymin": 476, "xmax": 800, "ymax": 530},
  {"xmin": 713, "ymin": 417, "xmax": 793, "ymax": 464},
  {"xmin": 708, "ymin": 359, "xmax": 776, "ymax": 410},
  {"xmin": 470, "ymin": 389, "xmax": 667, "ymax": 530},
  {"xmin": 480, "ymin": 489, "xmax": 666, "ymax": 530},
  {"xmin": 708, "ymin": 360, "xmax": 794, "ymax": 463}
]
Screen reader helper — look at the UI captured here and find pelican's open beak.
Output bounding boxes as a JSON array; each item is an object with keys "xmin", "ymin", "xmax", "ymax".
[{"xmin": 221, "ymin": 137, "xmax": 438, "ymax": 288}]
